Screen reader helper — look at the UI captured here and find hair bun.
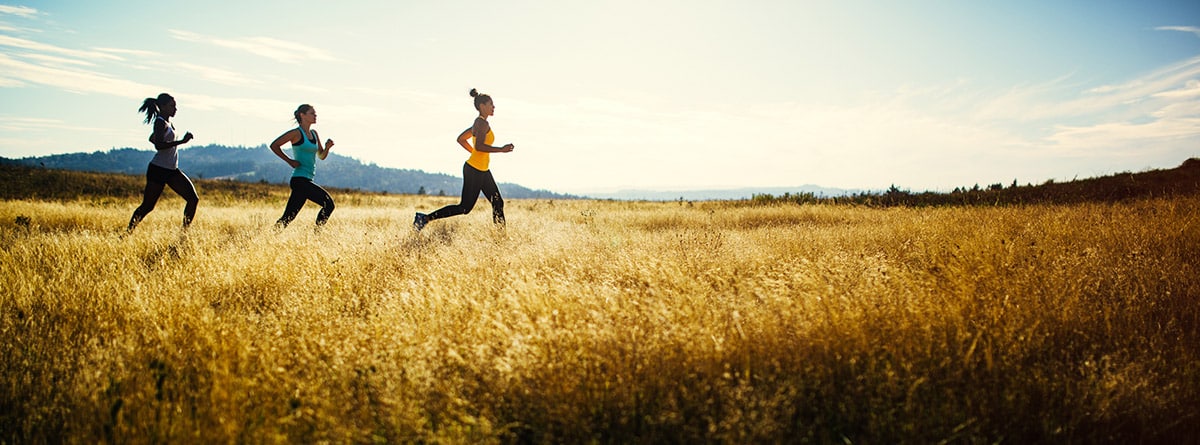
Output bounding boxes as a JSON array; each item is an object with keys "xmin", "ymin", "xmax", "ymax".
[{"xmin": 469, "ymin": 88, "xmax": 479, "ymax": 98}]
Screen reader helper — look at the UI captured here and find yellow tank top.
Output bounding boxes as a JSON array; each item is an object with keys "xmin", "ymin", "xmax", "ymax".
[{"xmin": 466, "ymin": 126, "xmax": 495, "ymax": 171}]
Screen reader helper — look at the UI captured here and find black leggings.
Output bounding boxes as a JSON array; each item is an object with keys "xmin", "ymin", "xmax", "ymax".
[
  {"xmin": 128, "ymin": 164, "xmax": 199, "ymax": 230},
  {"xmin": 276, "ymin": 176, "xmax": 335, "ymax": 227},
  {"xmin": 428, "ymin": 163, "xmax": 505, "ymax": 225}
]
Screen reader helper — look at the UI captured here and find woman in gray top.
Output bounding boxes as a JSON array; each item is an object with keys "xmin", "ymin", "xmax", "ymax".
[{"xmin": 127, "ymin": 93, "xmax": 198, "ymax": 232}]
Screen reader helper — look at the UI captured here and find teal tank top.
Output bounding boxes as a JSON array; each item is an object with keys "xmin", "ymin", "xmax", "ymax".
[{"xmin": 291, "ymin": 127, "xmax": 318, "ymax": 179}]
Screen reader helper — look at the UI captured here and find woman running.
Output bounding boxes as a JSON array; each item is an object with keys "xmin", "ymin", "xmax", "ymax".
[
  {"xmin": 413, "ymin": 88, "xmax": 514, "ymax": 231},
  {"xmin": 127, "ymin": 93, "xmax": 199, "ymax": 232},
  {"xmin": 269, "ymin": 104, "xmax": 336, "ymax": 228}
]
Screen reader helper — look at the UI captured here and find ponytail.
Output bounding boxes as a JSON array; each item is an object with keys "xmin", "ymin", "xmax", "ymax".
[
  {"xmin": 138, "ymin": 93, "xmax": 174, "ymax": 124},
  {"xmin": 138, "ymin": 97, "xmax": 158, "ymax": 124}
]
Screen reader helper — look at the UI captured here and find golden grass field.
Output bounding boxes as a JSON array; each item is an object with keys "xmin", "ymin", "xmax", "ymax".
[{"xmin": 2, "ymin": 187, "xmax": 1198, "ymax": 443}]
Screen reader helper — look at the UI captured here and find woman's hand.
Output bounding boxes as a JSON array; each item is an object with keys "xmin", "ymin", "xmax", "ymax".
[
  {"xmin": 318, "ymin": 139, "xmax": 334, "ymax": 160},
  {"xmin": 501, "ymin": 143, "xmax": 515, "ymax": 153},
  {"xmin": 182, "ymin": 132, "xmax": 194, "ymax": 143},
  {"xmin": 287, "ymin": 159, "xmax": 301, "ymax": 169}
]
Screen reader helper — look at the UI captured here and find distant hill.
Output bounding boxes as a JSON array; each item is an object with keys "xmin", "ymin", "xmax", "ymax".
[
  {"xmin": 6, "ymin": 149, "xmax": 1198, "ymax": 205},
  {"xmin": 748, "ymin": 158, "xmax": 1200, "ymax": 207},
  {"xmin": 8, "ymin": 145, "xmax": 575, "ymax": 199}
]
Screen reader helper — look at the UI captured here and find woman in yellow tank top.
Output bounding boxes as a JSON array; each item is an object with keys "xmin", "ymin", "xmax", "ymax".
[{"xmin": 414, "ymin": 88, "xmax": 514, "ymax": 230}]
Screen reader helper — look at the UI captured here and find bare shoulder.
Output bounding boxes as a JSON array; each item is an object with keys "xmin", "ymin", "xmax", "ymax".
[
  {"xmin": 275, "ymin": 128, "xmax": 301, "ymax": 145},
  {"xmin": 472, "ymin": 118, "xmax": 490, "ymax": 135}
]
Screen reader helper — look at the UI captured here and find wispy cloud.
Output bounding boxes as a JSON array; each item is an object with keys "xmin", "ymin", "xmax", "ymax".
[
  {"xmin": 1037, "ymin": 58, "xmax": 1200, "ymax": 153},
  {"xmin": 0, "ymin": 35, "xmax": 124, "ymax": 61},
  {"xmin": 93, "ymin": 47, "xmax": 162, "ymax": 59},
  {"xmin": 1156, "ymin": 26, "xmax": 1200, "ymax": 38},
  {"xmin": 0, "ymin": 116, "xmax": 79, "ymax": 132},
  {"xmin": 0, "ymin": 75, "xmax": 23, "ymax": 87},
  {"xmin": 925, "ymin": 55, "xmax": 1200, "ymax": 131},
  {"xmin": 0, "ymin": 116, "xmax": 127, "ymax": 135},
  {"xmin": 1045, "ymin": 117, "xmax": 1200, "ymax": 158},
  {"xmin": 20, "ymin": 53, "xmax": 95, "ymax": 67},
  {"xmin": 0, "ymin": 30, "xmax": 341, "ymax": 145},
  {"xmin": 0, "ymin": 52, "xmax": 157, "ymax": 97},
  {"xmin": 0, "ymin": 5, "xmax": 38, "ymax": 18},
  {"xmin": 169, "ymin": 29, "xmax": 338, "ymax": 64},
  {"xmin": 1152, "ymin": 79, "xmax": 1200, "ymax": 99},
  {"xmin": 831, "ymin": 52, "xmax": 1200, "ymax": 176}
]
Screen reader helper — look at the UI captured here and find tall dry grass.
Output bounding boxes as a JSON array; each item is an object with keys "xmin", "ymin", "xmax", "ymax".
[{"xmin": 2, "ymin": 194, "xmax": 1198, "ymax": 443}]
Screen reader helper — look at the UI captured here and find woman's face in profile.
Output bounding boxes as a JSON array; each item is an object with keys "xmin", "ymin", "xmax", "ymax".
[{"xmin": 161, "ymin": 100, "xmax": 177, "ymax": 118}]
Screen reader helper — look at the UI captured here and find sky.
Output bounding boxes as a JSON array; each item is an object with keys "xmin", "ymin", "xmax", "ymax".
[{"xmin": 1, "ymin": 1, "xmax": 1198, "ymax": 194}]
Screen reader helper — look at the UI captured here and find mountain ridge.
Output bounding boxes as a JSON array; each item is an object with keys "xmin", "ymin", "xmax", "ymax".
[{"xmin": 10, "ymin": 144, "xmax": 574, "ymax": 199}]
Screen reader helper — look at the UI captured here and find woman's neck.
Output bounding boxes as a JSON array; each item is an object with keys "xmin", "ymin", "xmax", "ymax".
[{"xmin": 301, "ymin": 123, "xmax": 312, "ymax": 131}]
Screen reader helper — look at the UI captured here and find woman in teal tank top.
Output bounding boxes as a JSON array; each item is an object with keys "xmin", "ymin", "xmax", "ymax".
[{"xmin": 269, "ymin": 104, "xmax": 336, "ymax": 228}]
